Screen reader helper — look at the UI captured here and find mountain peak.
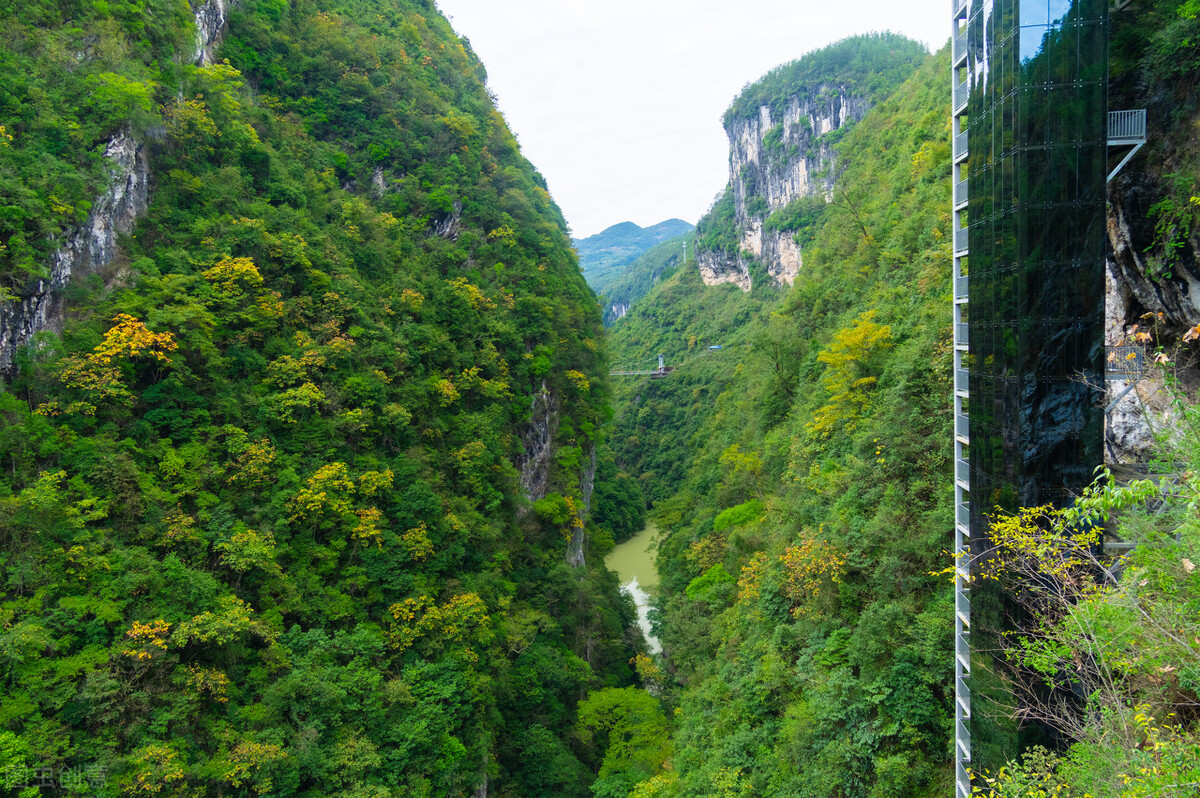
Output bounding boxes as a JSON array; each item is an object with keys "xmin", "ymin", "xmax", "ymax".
[{"xmin": 574, "ymin": 219, "xmax": 695, "ymax": 287}]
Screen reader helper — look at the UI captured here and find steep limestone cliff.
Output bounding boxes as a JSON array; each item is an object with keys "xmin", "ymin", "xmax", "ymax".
[
  {"xmin": 695, "ymin": 89, "xmax": 867, "ymax": 291},
  {"xmin": 517, "ymin": 382, "xmax": 598, "ymax": 568},
  {"xmin": 692, "ymin": 35, "xmax": 926, "ymax": 291},
  {"xmin": 0, "ymin": 131, "xmax": 148, "ymax": 376},
  {"xmin": 518, "ymin": 382, "xmax": 559, "ymax": 503},
  {"xmin": 728, "ymin": 91, "xmax": 869, "ymax": 284},
  {"xmin": 193, "ymin": 0, "xmax": 230, "ymax": 65},
  {"xmin": 695, "ymin": 247, "xmax": 753, "ymax": 291}
]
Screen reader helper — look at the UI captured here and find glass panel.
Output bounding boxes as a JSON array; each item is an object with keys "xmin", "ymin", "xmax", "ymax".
[
  {"xmin": 1078, "ymin": 22, "xmax": 1107, "ymax": 81},
  {"xmin": 1020, "ymin": 25, "xmax": 1047, "ymax": 63},
  {"xmin": 1047, "ymin": 204, "xmax": 1074, "ymax": 263},
  {"xmin": 1047, "ymin": 0, "xmax": 1072, "ymax": 24},
  {"xmin": 996, "ymin": 0, "xmax": 1015, "ymax": 30},
  {"xmin": 1020, "ymin": 0, "xmax": 1049, "ymax": 26},
  {"xmin": 1023, "ymin": 148, "xmax": 1048, "ymax": 204},
  {"xmin": 1048, "ymin": 24, "xmax": 1074, "ymax": 84},
  {"xmin": 967, "ymin": 0, "xmax": 1107, "ymax": 556}
]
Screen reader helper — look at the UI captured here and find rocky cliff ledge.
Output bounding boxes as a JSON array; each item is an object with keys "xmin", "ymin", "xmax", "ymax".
[
  {"xmin": 730, "ymin": 90, "xmax": 868, "ymax": 281},
  {"xmin": 193, "ymin": 0, "xmax": 231, "ymax": 65},
  {"xmin": 1104, "ymin": 107, "xmax": 1200, "ymax": 463},
  {"xmin": 0, "ymin": 131, "xmax": 148, "ymax": 376},
  {"xmin": 695, "ymin": 87, "xmax": 869, "ymax": 291},
  {"xmin": 0, "ymin": 0, "xmax": 232, "ymax": 378}
]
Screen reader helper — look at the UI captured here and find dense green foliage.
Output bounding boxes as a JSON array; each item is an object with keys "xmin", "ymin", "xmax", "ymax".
[
  {"xmin": 608, "ymin": 5, "xmax": 1200, "ymax": 795},
  {"xmin": 0, "ymin": 0, "xmax": 646, "ymax": 794},
  {"xmin": 593, "ymin": 233, "xmax": 691, "ymax": 327},
  {"xmin": 608, "ymin": 49, "xmax": 956, "ymax": 796},
  {"xmin": 692, "ymin": 186, "xmax": 741, "ymax": 257},
  {"xmin": 763, "ymin": 196, "xmax": 827, "ymax": 248},
  {"xmin": 606, "ymin": 263, "xmax": 783, "ymax": 506},
  {"xmin": 723, "ymin": 33, "xmax": 927, "ymax": 125},
  {"xmin": 971, "ymin": 401, "xmax": 1200, "ymax": 796},
  {"xmin": 576, "ymin": 220, "xmax": 693, "ymax": 303},
  {"xmin": 0, "ymin": 0, "xmax": 193, "ymax": 296}
]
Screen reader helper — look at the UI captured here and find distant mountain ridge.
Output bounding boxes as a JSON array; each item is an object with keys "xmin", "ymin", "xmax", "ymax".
[
  {"xmin": 598, "ymin": 232, "xmax": 693, "ymax": 326},
  {"xmin": 574, "ymin": 219, "xmax": 694, "ymax": 293}
]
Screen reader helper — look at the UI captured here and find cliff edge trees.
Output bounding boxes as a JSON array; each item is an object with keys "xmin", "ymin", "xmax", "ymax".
[
  {"xmin": 607, "ymin": 46, "xmax": 956, "ymax": 797},
  {"xmin": 0, "ymin": 0, "xmax": 639, "ymax": 794}
]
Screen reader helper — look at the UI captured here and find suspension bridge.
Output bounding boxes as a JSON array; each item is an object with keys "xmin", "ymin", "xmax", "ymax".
[{"xmin": 608, "ymin": 346, "xmax": 726, "ymax": 378}]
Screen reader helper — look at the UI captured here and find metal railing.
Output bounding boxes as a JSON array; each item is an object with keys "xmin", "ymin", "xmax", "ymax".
[
  {"xmin": 954, "ymin": 227, "xmax": 969, "ymax": 253},
  {"xmin": 951, "ymin": 20, "xmax": 973, "ymax": 798},
  {"xmin": 956, "ymin": 676, "xmax": 972, "ymax": 712},
  {"xmin": 957, "ymin": 762, "xmax": 972, "ymax": 798},
  {"xmin": 1107, "ymin": 109, "xmax": 1146, "ymax": 143},
  {"xmin": 957, "ymin": 719, "xmax": 972, "ymax": 755},
  {"xmin": 955, "ymin": 274, "xmax": 968, "ymax": 300},
  {"xmin": 953, "ymin": 79, "xmax": 969, "ymax": 112},
  {"xmin": 956, "ymin": 629, "xmax": 971, "ymax": 669},
  {"xmin": 1106, "ymin": 344, "xmax": 1145, "ymax": 380},
  {"xmin": 954, "ymin": 130, "xmax": 968, "ymax": 161}
]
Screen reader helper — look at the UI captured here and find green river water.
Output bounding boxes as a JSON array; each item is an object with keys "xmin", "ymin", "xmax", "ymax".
[
  {"xmin": 604, "ymin": 522, "xmax": 659, "ymax": 591},
  {"xmin": 604, "ymin": 523, "xmax": 660, "ymax": 653}
]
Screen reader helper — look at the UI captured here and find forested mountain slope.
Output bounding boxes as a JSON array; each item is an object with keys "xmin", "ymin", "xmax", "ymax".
[
  {"xmin": 610, "ymin": 4, "xmax": 1200, "ymax": 795},
  {"xmin": 593, "ymin": 233, "xmax": 692, "ymax": 327},
  {"xmin": 575, "ymin": 220, "xmax": 694, "ymax": 322},
  {"xmin": 575, "ymin": 220, "xmax": 693, "ymax": 286},
  {"xmin": 608, "ymin": 47, "xmax": 957, "ymax": 796},
  {"xmin": 0, "ymin": 0, "xmax": 641, "ymax": 795}
]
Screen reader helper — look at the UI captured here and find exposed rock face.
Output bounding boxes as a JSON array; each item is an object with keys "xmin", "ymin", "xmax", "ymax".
[
  {"xmin": 1108, "ymin": 182, "xmax": 1200, "ymax": 328},
  {"xmin": 518, "ymin": 383, "xmax": 559, "ymax": 504},
  {"xmin": 696, "ymin": 249, "xmax": 751, "ymax": 291},
  {"xmin": 1104, "ymin": 156, "xmax": 1200, "ymax": 463},
  {"xmin": 697, "ymin": 87, "xmax": 869, "ymax": 290},
  {"xmin": 432, "ymin": 201, "xmax": 463, "ymax": 240},
  {"xmin": 566, "ymin": 442, "xmax": 596, "ymax": 568},
  {"xmin": 1, "ymin": 4, "xmax": 235, "ymax": 378},
  {"xmin": 1105, "ymin": 260, "xmax": 1173, "ymax": 462},
  {"xmin": 193, "ymin": 0, "xmax": 230, "ymax": 65},
  {"xmin": 517, "ymin": 384, "xmax": 596, "ymax": 568},
  {"xmin": 579, "ymin": 442, "xmax": 597, "ymax": 517},
  {"xmin": 0, "ymin": 131, "xmax": 149, "ymax": 376},
  {"xmin": 609, "ymin": 302, "xmax": 628, "ymax": 321}
]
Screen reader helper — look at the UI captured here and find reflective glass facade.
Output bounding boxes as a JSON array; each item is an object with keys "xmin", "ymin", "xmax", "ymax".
[{"xmin": 966, "ymin": 0, "xmax": 1107, "ymax": 531}]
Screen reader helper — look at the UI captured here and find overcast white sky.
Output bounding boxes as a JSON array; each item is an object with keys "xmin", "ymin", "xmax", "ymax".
[{"xmin": 434, "ymin": 1, "xmax": 948, "ymax": 239}]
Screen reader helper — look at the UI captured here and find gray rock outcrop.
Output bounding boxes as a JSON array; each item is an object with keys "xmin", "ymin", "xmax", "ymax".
[
  {"xmin": 518, "ymin": 383, "xmax": 559, "ymax": 504},
  {"xmin": 697, "ymin": 88, "xmax": 869, "ymax": 290},
  {"xmin": 1104, "ymin": 137, "xmax": 1200, "ymax": 463},
  {"xmin": 0, "ymin": 131, "xmax": 148, "ymax": 376},
  {"xmin": 193, "ymin": 0, "xmax": 230, "ymax": 65}
]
